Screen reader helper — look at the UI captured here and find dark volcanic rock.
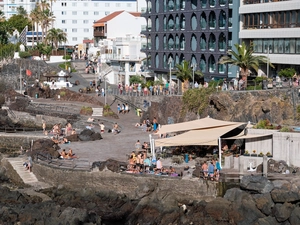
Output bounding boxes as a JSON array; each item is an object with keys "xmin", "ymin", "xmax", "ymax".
[
  {"xmin": 240, "ymin": 176, "xmax": 274, "ymax": 194},
  {"xmin": 92, "ymin": 159, "xmax": 127, "ymax": 173},
  {"xmin": 30, "ymin": 139, "xmax": 60, "ymax": 159},
  {"xmin": 66, "ymin": 134, "xmax": 79, "ymax": 142},
  {"xmin": 256, "ymin": 216, "xmax": 280, "ymax": 225},
  {"xmin": 273, "ymin": 202, "xmax": 294, "ymax": 223},
  {"xmin": 289, "ymin": 207, "xmax": 300, "ymax": 225},
  {"xmin": 253, "ymin": 193, "xmax": 275, "ymax": 216},
  {"xmin": 78, "ymin": 129, "xmax": 102, "ymax": 141},
  {"xmin": 204, "ymin": 197, "xmax": 231, "ymax": 222}
]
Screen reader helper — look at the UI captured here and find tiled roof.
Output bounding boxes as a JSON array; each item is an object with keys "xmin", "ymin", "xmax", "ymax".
[{"xmin": 94, "ymin": 10, "xmax": 141, "ymax": 24}]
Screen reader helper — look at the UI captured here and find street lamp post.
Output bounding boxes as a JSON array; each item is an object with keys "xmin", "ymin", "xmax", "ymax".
[
  {"xmin": 168, "ymin": 58, "xmax": 173, "ymax": 95},
  {"xmin": 192, "ymin": 63, "xmax": 196, "ymax": 88}
]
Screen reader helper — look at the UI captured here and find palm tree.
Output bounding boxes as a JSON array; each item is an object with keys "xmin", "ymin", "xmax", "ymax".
[
  {"xmin": 219, "ymin": 42, "xmax": 274, "ymax": 87},
  {"xmin": 175, "ymin": 60, "xmax": 203, "ymax": 91},
  {"xmin": 38, "ymin": 0, "xmax": 51, "ymax": 43},
  {"xmin": 16, "ymin": 6, "xmax": 27, "ymax": 16},
  {"xmin": 40, "ymin": 9, "xmax": 55, "ymax": 44},
  {"xmin": 29, "ymin": 7, "xmax": 40, "ymax": 47},
  {"xmin": 45, "ymin": 28, "xmax": 67, "ymax": 51}
]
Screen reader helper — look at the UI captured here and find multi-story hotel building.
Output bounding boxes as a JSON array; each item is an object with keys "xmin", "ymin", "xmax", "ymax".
[
  {"xmin": 141, "ymin": 0, "xmax": 240, "ymax": 81},
  {"xmin": 1, "ymin": 0, "xmax": 146, "ymax": 46},
  {"xmin": 239, "ymin": 0, "xmax": 300, "ymax": 76}
]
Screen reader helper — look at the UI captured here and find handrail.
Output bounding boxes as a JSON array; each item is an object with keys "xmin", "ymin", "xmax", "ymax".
[
  {"xmin": 0, "ymin": 126, "xmax": 43, "ymax": 133},
  {"xmin": 112, "ymin": 95, "xmax": 142, "ymax": 111}
]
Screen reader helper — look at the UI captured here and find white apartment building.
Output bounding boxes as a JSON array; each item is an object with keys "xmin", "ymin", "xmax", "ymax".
[
  {"xmin": 0, "ymin": 0, "xmax": 36, "ymax": 18},
  {"xmin": 239, "ymin": 0, "xmax": 300, "ymax": 76},
  {"xmin": 0, "ymin": 0, "xmax": 147, "ymax": 46},
  {"xmin": 52, "ymin": 0, "xmax": 146, "ymax": 46}
]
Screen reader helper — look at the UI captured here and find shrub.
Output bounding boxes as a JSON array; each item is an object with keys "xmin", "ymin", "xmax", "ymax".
[
  {"xmin": 280, "ymin": 126, "xmax": 291, "ymax": 132},
  {"xmin": 62, "ymin": 55, "xmax": 72, "ymax": 60},
  {"xmin": 19, "ymin": 51, "xmax": 32, "ymax": 58},
  {"xmin": 278, "ymin": 68, "xmax": 296, "ymax": 78},
  {"xmin": 254, "ymin": 119, "xmax": 275, "ymax": 129},
  {"xmin": 59, "ymin": 91, "xmax": 66, "ymax": 97},
  {"xmin": 80, "ymin": 106, "xmax": 93, "ymax": 116}
]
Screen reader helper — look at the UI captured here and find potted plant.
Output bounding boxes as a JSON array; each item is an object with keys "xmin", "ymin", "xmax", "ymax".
[
  {"xmin": 251, "ymin": 150, "xmax": 257, "ymax": 157},
  {"xmin": 244, "ymin": 150, "xmax": 250, "ymax": 156},
  {"xmin": 258, "ymin": 152, "xmax": 264, "ymax": 157},
  {"xmin": 266, "ymin": 152, "xmax": 273, "ymax": 158}
]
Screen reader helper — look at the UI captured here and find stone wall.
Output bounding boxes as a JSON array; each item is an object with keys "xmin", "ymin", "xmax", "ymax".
[
  {"xmin": 32, "ymin": 162, "xmax": 218, "ymax": 202},
  {"xmin": 0, "ymin": 134, "xmax": 46, "ymax": 152},
  {"xmin": 136, "ymin": 88, "xmax": 300, "ymax": 126}
]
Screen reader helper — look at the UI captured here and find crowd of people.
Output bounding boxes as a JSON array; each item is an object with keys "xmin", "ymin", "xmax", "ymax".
[{"xmin": 201, "ymin": 159, "xmax": 222, "ymax": 181}]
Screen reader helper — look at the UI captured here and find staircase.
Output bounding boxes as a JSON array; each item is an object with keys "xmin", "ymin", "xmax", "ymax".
[
  {"xmin": 6, "ymin": 156, "xmax": 52, "ymax": 190},
  {"xmin": 92, "ymin": 107, "xmax": 103, "ymax": 117}
]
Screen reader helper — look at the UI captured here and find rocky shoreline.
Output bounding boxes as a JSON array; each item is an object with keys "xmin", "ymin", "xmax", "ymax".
[{"xmin": 1, "ymin": 155, "xmax": 300, "ymax": 225}]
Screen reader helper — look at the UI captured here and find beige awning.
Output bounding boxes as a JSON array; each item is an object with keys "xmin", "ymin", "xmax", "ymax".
[
  {"xmin": 155, "ymin": 124, "xmax": 244, "ymax": 147},
  {"xmin": 157, "ymin": 117, "xmax": 243, "ymax": 135}
]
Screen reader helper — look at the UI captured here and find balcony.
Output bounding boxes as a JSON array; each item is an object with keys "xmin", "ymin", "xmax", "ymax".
[
  {"xmin": 94, "ymin": 30, "xmax": 105, "ymax": 37},
  {"xmin": 243, "ymin": 0, "xmax": 287, "ymax": 4}
]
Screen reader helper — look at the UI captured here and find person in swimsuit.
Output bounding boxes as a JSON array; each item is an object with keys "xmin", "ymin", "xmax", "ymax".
[{"xmin": 201, "ymin": 161, "xmax": 208, "ymax": 179}]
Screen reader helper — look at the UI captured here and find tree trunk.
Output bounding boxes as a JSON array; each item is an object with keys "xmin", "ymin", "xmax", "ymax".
[
  {"xmin": 183, "ymin": 79, "xmax": 189, "ymax": 92},
  {"xmin": 241, "ymin": 68, "xmax": 249, "ymax": 90}
]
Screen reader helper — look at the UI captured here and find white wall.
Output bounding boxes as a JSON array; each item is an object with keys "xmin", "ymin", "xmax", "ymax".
[
  {"xmin": 246, "ymin": 129, "xmax": 300, "ymax": 167},
  {"xmin": 107, "ymin": 12, "xmax": 146, "ymax": 39}
]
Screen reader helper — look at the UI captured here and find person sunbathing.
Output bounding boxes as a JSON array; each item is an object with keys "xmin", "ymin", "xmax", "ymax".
[
  {"xmin": 67, "ymin": 149, "xmax": 78, "ymax": 159},
  {"xmin": 60, "ymin": 149, "xmax": 68, "ymax": 158}
]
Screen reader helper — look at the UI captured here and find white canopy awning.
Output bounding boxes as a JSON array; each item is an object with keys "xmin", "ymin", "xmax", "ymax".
[
  {"xmin": 157, "ymin": 117, "xmax": 243, "ymax": 135},
  {"xmin": 155, "ymin": 124, "xmax": 245, "ymax": 147}
]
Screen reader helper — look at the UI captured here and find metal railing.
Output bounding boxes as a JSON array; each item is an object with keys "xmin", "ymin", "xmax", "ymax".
[{"xmin": 0, "ymin": 126, "xmax": 43, "ymax": 133}]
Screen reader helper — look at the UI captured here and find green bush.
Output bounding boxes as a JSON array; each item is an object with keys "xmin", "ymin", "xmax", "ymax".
[
  {"xmin": 62, "ymin": 55, "xmax": 71, "ymax": 60},
  {"xmin": 254, "ymin": 119, "xmax": 275, "ymax": 129},
  {"xmin": 59, "ymin": 91, "xmax": 66, "ymax": 97},
  {"xmin": 280, "ymin": 126, "xmax": 291, "ymax": 132},
  {"xmin": 278, "ymin": 68, "xmax": 296, "ymax": 78},
  {"xmin": 19, "ymin": 51, "xmax": 32, "ymax": 58}
]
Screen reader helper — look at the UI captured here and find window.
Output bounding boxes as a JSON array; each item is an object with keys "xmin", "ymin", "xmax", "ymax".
[
  {"xmin": 63, "ymin": 29, "xmax": 67, "ymax": 32},
  {"xmin": 105, "ymin": 11, "xmax": 110, "ymax": 15},
  {"xmin": 105, "ymin": 3, "xmax": 110, "ymax": 7},
  {"xmin": 127, "ymin": 3, "xmax": 131, "ymax": 7},
  {"xmin": 72, "ymin": 20, "xmax": 77, "ymax": 24},
  {"xmin": 94, "ymin": 11, "xmax": 99, "ymax": 15},
  {"xmin": 296, "ymin": 39, "xmax": 300, "ymax": 54},
  {"xmin": 83, "ymin": 20, "xmax": 88, "ymax": 24},
  {"xmin": 83, "ymin": 11, "xmax": 88, "ymax": 15},
  {"xmin": 72, "ymin": 11, "xmax": 77, "ymax": 15},
  {"xmin": 94, "ymin": 3, "xmax": 98, "ymax": 7},
  {"xmin": 116, "ymin": 3, "xmax": 120, "ymax": 7},
  {"xmin": 72, "ymin": 37, "xmax": 77, "ymax": 41},
  {"xmin": 84, "ymin": 29, "xmax": 89, "ymax": 32},
  {"xmin": 72, "ymin": 2, "xmax": 77, "ymax": 7},
  {"xmin": 191, "ymin": 35, "xmax": 197, "ymax": 51},
  {"xmin": 61, "ymin": 2, "xmax": 66, "ymax": 6},
  {"xmin": 61, "ymin": 11, "xmax": 66, "ymax": 15},
  {"xmin": 83, "ymin": 2, "xmax": 88, "ymax": 7},
  {"xmin": 72, "ymin": 29, "xmax": 77, "ymax": 32},
  {"xmin": 191, "ymin": 14, "xmax": 197, "ymax": 30},
  {"xmin": 62, "ymin": 20, "xmax": 66, "ymax": 24}
]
